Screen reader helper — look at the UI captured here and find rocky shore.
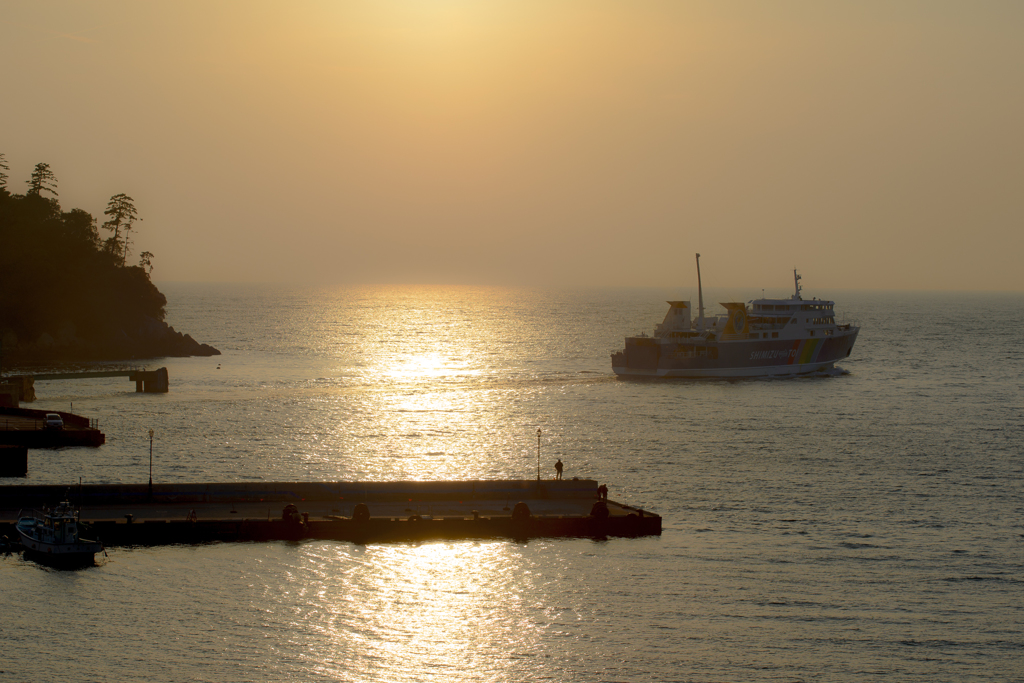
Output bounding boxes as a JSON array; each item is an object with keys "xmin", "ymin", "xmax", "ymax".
[{"xmin": 1, "ymin": 315, "xmax": 220, "ymax": 364}]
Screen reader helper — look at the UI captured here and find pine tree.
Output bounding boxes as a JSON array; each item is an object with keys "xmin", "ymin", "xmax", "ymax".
[
  {"xmin": 139, "ymin": 251, "xmax": 155, "ymax": 275},
  {"xmin": 27, "ymin": 162, "xmax": 58, "ymax": 196},
  {"xmin": 102, "ymin": 193, "xmax": 141, "ymax": 266}
]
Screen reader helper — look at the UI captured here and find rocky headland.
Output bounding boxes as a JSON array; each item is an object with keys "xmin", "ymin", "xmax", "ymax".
[
  {"xmin": 0, "ymin": 162, "xmax": 220, "ymax": 367},
  {"xmin": 0, "ymin": 316, "xmax": 219, "ymax": 364}
]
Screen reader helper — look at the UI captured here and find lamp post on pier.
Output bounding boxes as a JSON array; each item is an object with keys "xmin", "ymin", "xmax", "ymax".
[
  {"xmin": 148, "ymin": 428, "xmax": 154, "ymax": 496},
  {"xmin": 536, "ymin": 428, "xmax": 541, "ymax": 482}
]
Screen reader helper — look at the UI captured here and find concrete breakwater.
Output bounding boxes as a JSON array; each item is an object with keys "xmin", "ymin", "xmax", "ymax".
[
  {"xmin": 0, "ymin": 479, "xmax": 661, "ymax": 546},
  {"xmin": 0, "ymin": 406, "xmax": 105, "ymax": 449},
  {"xmin": 0, "ymin": 409, "xmax": 104, "ymax": 450}
]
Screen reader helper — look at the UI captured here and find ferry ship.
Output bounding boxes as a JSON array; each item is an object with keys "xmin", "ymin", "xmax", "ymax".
[{"xmin": 611, "ymin": 254, "xmax": 859, "ymax": 378}]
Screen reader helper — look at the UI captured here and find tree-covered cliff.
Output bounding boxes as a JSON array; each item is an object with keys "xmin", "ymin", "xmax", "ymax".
[{"xmin": 0, "ymin": 157, "xmax": 219, "ymax": 364}]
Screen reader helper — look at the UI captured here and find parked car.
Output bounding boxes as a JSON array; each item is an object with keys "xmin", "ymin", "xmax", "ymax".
[{"xmin": 43, "ymin": 413, "xmax": 64, "ymax": 430}]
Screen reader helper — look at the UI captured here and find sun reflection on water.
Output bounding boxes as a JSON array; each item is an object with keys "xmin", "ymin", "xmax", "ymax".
[
  {"xmin": 303, "ymin": 286, "xmax": 540, "ymax": 481},
  {"xmin": 270, "ymin": 541, "xmax": 551, "ymax": 682},
  {"xmin": 386, "ymin": 350, "xmax": 483, "ymax": 383}
]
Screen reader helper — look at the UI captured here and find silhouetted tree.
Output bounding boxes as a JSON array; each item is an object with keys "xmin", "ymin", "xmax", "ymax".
[
  {"xmin": 101, "ymin": 235, "xmax": 122, "ymax": 263},
  {"xmin": 61, "ymin": 208, "xmax": 100, "ymax": 248},
  {"xmin": 102, "ymin": 193, "xmax": 140, "ymax": 266},
  {"xmin": 0, "ymin": 181, "xmax": 168, "ymax": 361},
  {"xmin": 139, "ymin": 250, "xmax": 154, "ymax": 275},
  {"xmin": 0, "ymin": 153, "xmax": 9, "ymax": 190},
  {"xmin": 27, "ymin": 163, "xmax": 58, "ymax": 197}
]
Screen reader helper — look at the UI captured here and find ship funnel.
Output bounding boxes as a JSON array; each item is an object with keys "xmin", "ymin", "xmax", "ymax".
[
  {"xmin": 696, "ymin": 253, "xmax": 705, "ymax": 329},
  {"xmin": 657, "ymin": 301, "xmax": 691, "ymax": 334}
]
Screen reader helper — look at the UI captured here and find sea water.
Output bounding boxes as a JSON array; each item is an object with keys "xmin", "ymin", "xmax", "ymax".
[{"xmin": 1, "ymin": 284, "xmax": 1022, "ymax": 682}]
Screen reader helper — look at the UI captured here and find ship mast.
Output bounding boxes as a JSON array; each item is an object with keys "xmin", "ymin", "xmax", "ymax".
[
  {"xmin": 793, "ymin": 269, "xmax": 802, "ymax": 300},
  {"xmin": 696, "ymin": 253, "xmax": 705, "ymax": 330}
]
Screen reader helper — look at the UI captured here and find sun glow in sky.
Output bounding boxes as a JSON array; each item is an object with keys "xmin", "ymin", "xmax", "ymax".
[{"xmin": 3, "ymin": 1, "xmax": 1023, "ymax": 290}]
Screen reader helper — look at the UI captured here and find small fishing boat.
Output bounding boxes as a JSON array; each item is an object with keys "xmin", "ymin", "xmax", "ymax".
[{"xmin": 16, "ymin": 500, "xmax": 103, "ymax": 567}]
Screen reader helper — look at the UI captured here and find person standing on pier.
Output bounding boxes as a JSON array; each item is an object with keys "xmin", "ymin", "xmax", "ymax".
[{"xmin": 555, "ymin": 459, "xmax": 563, "ymax": 480}]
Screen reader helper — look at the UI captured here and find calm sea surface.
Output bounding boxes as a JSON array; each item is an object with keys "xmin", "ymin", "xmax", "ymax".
[{"xmin": 2, "ymin": 284, "xmax": 1022, "ymax": 682}]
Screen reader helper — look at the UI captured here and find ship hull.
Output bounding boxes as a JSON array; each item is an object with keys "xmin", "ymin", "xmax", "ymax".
[
  {"xmin": 612, "ymin": 329, "xmax": 858, "ymax": 379},
  {"xmin": 21, "ymin": 546, "xmax": 99, "ymax": 567},
  {"xmin": 16, "ymin": 517, "xmax": 102, "ymax": 567}
]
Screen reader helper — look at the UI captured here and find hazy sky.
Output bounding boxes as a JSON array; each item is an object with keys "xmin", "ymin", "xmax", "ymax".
[{"xmin": 3, "ymin": 1, "xmax": 1022, "ymax": 290}]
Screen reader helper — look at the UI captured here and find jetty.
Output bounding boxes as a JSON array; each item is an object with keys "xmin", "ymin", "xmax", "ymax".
[
  {"xmin": 0, "ymin": 480, "xmax": 661, "ymax": 546},
  {"xmin": 29, "ymin": 367, "xmax": 170, "ymax": 393},
  {"xmin": 0, "ymin": 407, "xmax": 105, "ymax": 449},
  {"xmin": 1, "ymin": 368, "xmax": 169, "ymax": 402}
]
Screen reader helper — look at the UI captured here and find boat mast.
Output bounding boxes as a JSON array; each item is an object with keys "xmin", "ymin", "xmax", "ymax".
[
  {"xmin": 696, "ymin": 253, "xmax": 705, "ymax": 330},
  {"xmin": 793, "ymin": 269, "xmax": 802, "ymax": 300}
]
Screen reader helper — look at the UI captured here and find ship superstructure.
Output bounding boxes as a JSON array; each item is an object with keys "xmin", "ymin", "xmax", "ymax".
[{"xmin": 611, "ymin": 255, "xmax": 859, "ymax": 378}]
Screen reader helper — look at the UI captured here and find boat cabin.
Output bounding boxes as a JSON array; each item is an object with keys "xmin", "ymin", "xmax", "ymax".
[{"xmin": 749, "ymin": 297, "xmax": 838, "ymax": 336}]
